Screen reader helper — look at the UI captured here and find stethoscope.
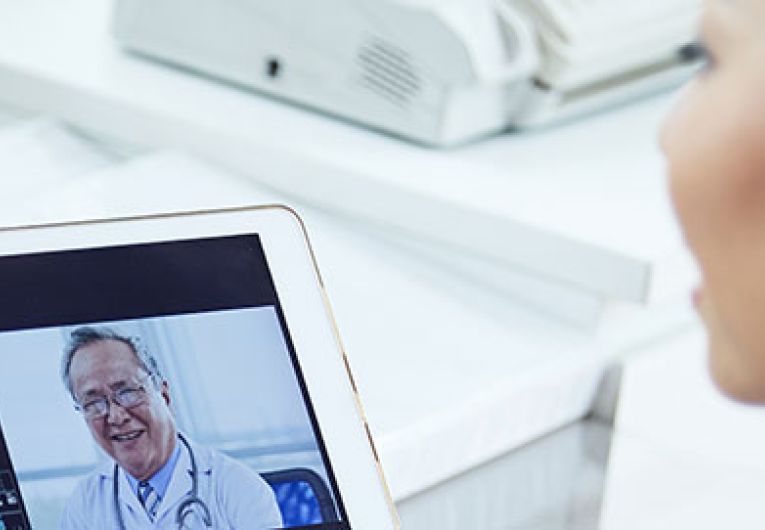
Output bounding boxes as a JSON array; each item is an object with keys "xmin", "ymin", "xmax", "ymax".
[{"xmin": 113, "ymin": 432, "xmax": 212, "ymax": 529}]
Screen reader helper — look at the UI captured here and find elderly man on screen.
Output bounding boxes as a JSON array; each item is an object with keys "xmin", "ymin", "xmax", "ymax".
[{"xmin": 58, "ymin": 326, "xmax": 282, "ymax": 530}]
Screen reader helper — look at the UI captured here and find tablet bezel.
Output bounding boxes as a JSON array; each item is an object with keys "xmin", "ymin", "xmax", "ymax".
[{"xmin": 0, "ymin": 204, "xmax": 399, "ymax": 530}]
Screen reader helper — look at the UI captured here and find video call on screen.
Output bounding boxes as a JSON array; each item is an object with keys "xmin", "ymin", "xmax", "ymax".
[{"xmin": 0, "ymin": 235, "xmax": 350, "ymax": 529}]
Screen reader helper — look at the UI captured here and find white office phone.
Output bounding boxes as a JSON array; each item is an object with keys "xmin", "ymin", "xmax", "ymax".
[
  {"xmin": 510, "ymin": 0, "xmax": 702, "ymax": 125},
  {"xmin": 113, "ymin": 0, "xmax": 702, "ymax": 146}
]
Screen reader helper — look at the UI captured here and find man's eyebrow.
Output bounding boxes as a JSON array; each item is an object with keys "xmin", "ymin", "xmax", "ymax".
[
  {"xmin": 77, "ymin": 379, "xmax": 132, "ymax": 397},
  {"xmin": 77, "ymin": 387, "xmax": 103, "ymax": 400}
]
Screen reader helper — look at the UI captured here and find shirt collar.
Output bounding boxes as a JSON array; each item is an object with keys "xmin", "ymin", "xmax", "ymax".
[{"xmin": 124, "ymin": 438, "xmax": 181, "ymax": 499}]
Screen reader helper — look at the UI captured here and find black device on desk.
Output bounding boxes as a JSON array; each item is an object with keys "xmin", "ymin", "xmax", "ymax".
[{"xmin": 0, "ymin": 425, "xmax": 30, "ymax": 530}]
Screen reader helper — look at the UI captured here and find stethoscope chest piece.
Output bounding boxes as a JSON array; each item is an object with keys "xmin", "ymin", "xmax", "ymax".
[{"xmin": 176, "ymin": 495, "xmax": 213, "ymax": 529}]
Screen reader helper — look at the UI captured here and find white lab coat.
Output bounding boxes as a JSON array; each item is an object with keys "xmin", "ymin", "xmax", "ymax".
[{"xmin": 59, "ymin": 439, "xmax": 282, "ymax": 529}]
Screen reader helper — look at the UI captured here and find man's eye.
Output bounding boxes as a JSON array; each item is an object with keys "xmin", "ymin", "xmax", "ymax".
[
  {"xmin": 83, "ymin": 399, "xmax": 103, "ymax": 411},
  {"xmin": 117, "ymin": 388, "xmax": 140, "ymax": 403}
]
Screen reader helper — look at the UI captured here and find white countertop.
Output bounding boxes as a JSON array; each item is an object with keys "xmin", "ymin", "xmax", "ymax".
[
  {"xmin": 0, "ymin": 124, "xmax": 610, "ymax": 499},
  {"xmin": 397, "ymin": 326, "xmax": 765, "ymax": 530}
]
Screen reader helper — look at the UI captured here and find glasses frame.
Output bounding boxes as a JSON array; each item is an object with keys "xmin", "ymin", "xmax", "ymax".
[{"xmin": 74, "ymin": 373, "xmax": 155, "ymax": 420}]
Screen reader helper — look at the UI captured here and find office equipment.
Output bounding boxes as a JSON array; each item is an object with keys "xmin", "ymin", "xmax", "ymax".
[
  {"xmin": 112, "ymin": 0, "xmax": 537, "ymax": 146},
  {"xmin": 113, "ymin": 0, "xmax": 700, "ymax": 145},
  {"xmin": 510, "ymin": 0, "xmax": 703, "ymax": 125}
]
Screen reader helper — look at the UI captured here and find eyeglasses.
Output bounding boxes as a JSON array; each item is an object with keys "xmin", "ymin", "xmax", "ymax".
[{"xmin": 74, "ymin": 375, "xmax": 153, "ymax": 420}]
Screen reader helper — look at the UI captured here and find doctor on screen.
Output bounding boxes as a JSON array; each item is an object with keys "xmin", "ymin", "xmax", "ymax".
[{"xmin": 58, "ymin": 326, "xmax": 283, "ymax": 530}]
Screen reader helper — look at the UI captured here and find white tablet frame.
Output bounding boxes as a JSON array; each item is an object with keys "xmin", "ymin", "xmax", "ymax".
[{"xmin": 0, "ymin": 205, "xmax": 399, "ymax": 530}]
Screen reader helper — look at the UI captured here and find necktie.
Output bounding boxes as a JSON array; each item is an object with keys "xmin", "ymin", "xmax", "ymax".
[{"xmin": 138, "ymin": 481, "xmax": 161, "ymax": 521}]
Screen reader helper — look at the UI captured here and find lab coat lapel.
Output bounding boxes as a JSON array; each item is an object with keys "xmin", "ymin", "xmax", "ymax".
[
  {"xmin": 155, "ymin": 438, "xmax": 194, "ymax": 522},
  {"xmin": 111, "ymin": 464, "xmax": 151, "ymax": 523}
]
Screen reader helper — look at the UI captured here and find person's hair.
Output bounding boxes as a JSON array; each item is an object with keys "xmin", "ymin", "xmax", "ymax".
[{"xmin": 61, "ymin": 326, "xmax": 164, "ymax": 398}]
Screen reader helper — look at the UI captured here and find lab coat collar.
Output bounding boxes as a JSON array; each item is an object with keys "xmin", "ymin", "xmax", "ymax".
[{"xmin": 96, "ymin": 459, "xmax": 151, "ymax": 523}]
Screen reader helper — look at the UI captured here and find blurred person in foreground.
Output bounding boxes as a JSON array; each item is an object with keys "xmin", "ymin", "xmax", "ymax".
[{"xmin": 662, "ymin": 0, "xmax": 765, "ymax": 403}]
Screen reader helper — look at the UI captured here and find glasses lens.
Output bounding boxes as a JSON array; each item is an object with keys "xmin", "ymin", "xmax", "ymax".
[
  {"xmin": 77, "ymin": 381, "xmax": 149, "ymax": 418},
  {"xmin": 115, "ymin": 387, "xmax": 144, "ymax": 408},
  {"xmin": 82, "ymin": 398, "xmax": 108, "ymax": 419}
]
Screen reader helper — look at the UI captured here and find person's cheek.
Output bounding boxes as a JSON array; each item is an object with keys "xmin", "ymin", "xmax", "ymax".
[
  {"xmin": 661, "ymin": 88, "xmax": 705, "ymax": 252},
  {"xmin": 663, "ymin": 78, "xmax": 730, "ymax": 264},
  {"xmin": 660, "ymin": 79, "xmax": 702, "ymax": 157}
]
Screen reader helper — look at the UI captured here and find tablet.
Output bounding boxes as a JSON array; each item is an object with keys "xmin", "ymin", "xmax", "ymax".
[{"xmin": 0, "ymin": 206, "xmax": 398, "ymax": 530}]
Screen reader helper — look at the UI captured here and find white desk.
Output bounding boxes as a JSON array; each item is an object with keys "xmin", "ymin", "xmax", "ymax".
[
  {"xmin": 400, "ymin": 330, "xmax": 765, "ymax": 530},
  {"xmin": 0, "ymin": 129, "xmax": 609, "ymax": 500}
]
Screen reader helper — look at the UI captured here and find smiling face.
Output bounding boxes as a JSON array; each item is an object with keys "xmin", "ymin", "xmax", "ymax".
[
  {"xmin": 662, "ymin": 0, "xmax": 765, "ymax": 402},
  {"xmin": 68, "ymin": 339, "xmax": 177, "ymax": 480}
]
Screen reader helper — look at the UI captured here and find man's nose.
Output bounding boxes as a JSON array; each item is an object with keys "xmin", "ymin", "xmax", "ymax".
[{"xmin": 106, "ymin": 400, "xmax": 130, "ymax": 425}]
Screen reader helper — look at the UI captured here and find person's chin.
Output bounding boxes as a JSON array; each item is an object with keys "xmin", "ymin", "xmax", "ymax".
[
  {"xmin": 118, "ymin": 454, "xmax": 152, "ymax": 480},
  {"xmin": 696, "ymin": 293, "xmax": 765, "ymax": 403},
  {"xmin": 111, "ymin": 433, "xmax": 150, "ymax": 472},
  {"xmin": 708, "ymin": 341, "xmax": 765, "ymax": 404}
]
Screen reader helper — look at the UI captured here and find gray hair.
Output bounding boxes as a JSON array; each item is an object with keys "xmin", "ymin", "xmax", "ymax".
[{"xmin": 61, "ymin": 326, "xmax": 164, "ymax": 398}]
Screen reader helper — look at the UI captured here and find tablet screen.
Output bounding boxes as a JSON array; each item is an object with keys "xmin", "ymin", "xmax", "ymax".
[{"xmin": 0, "ymin": 234, "xmax": 350, "ymax": 529}]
